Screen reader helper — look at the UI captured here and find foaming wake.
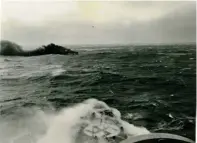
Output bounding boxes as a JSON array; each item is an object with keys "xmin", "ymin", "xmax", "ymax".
[
  {"xmin": 0, "ymin": 64, "xmax": 65, "ymax": 80},
  {"xmin": 0, "ymin": 99, "xmax": 149, "ymax": 143}
]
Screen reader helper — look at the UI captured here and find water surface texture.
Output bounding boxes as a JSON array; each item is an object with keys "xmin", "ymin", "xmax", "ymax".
[{"xmin": 0, "ymin": 45, "xmax": 195, "ymax": 143}]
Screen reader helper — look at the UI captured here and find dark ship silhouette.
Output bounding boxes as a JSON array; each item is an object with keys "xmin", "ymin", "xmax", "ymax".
[{"xmin": 0, "ymin": 40, "xmax": 78, "ymax": 56}]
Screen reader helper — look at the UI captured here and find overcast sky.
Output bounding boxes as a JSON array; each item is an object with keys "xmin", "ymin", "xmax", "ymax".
[{"xmin": 0, "ymin": 1, "xmax": 196, "ymax": 46}]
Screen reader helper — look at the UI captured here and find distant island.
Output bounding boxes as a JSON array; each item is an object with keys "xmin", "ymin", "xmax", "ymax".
[{"xmin": 0, "ymin": 40, "xmax": 78, "ymax": 56}]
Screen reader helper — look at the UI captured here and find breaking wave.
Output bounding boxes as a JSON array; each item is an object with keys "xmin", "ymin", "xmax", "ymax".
[{"xmin": 0, "ymin": 99, "xmax": 149, "ymax": 143}]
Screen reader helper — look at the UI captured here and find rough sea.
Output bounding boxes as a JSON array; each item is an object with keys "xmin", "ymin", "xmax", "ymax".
[{"xmin": 0, "ymin": 45, "xmax": 196, "ymax": 143}]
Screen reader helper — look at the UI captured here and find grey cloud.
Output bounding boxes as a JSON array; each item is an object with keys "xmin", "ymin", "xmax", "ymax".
[{"xmin": 1, "ymin": 1, "xmax": 196, "ymax": 47}]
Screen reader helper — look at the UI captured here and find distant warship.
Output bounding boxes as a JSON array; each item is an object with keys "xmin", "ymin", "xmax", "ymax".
[{"xmin": 0, "ymin": 40, "xmax": 78, "ymax": 56}]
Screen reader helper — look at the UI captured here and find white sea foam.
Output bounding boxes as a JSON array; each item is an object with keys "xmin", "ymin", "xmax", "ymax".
[
  {"xmin": 0, "ymin": 99, "xmax": 150, "ymax": 143},
  {"xmin": 0, "ymin": 64, "xmax": 65, "ymax": 79},
  {"xmin": 51, "ymin": 68, "xmax": 65, "ymax": 76}
]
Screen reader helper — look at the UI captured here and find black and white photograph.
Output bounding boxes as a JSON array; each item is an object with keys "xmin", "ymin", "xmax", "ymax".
[{"xmin": 0, "ymin": 1, "xmax": 196, "ymax": 143}]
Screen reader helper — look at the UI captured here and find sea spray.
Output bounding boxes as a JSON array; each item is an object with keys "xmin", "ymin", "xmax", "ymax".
[
  {"xmin": 37, "ymin": 99, "xmax": 96, "ymax": 143},
  {"xmin": 0, "ymin": 99, "xmax": 150, "ymax": 143},
  {"xmin": 0, "ymin": 107, "xmax": 54, "ymax": 143},
  {"xmin": 38, "ymin": 98, "xmax": 150, "ymax": 143}
]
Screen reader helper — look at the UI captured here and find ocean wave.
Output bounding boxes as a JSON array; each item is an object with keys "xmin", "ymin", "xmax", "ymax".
[
  {"xmin": 0, "ymin": 64, "xmax": 66, "ymax": 81},
  {"xmin": 0, "ymin": 45, "xmax": 195, "ymax": 141}
]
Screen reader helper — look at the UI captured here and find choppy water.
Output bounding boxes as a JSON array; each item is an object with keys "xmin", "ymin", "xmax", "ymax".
[{"xmin": 0, "ymin": 45, "xmax": 196, "ymax": 143}]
